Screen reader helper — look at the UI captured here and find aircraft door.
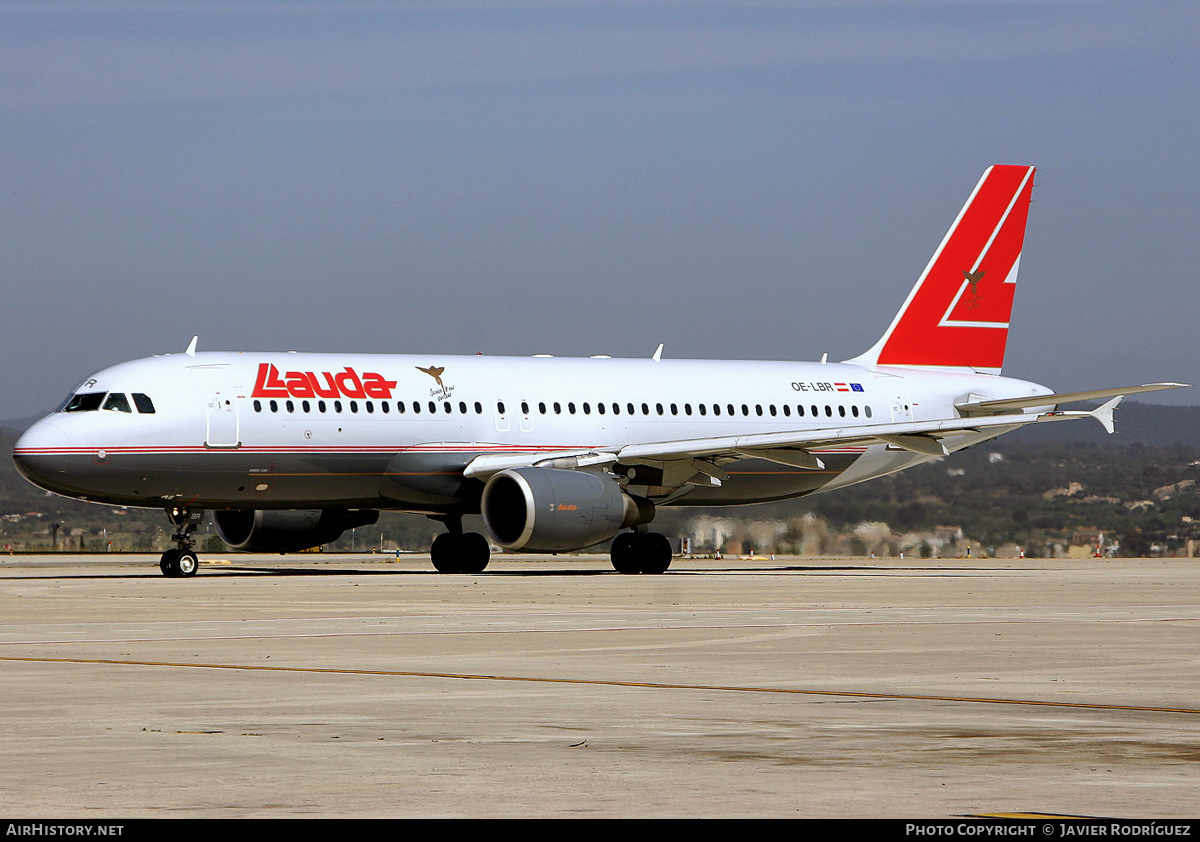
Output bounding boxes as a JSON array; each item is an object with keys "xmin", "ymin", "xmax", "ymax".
[
  {"xmin": 494, "ymin": 400, "xmax": 510, "ymax": 433},
  {"xmin": 876, "ymin": 375, "xmax": 913, "ymax": 424},
  {"xmin": 205, "ymin": 393, "xmax": 240, "ymax": 448}
]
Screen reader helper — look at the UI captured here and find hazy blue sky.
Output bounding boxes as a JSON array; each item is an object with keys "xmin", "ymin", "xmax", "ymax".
[{"xmin": 2, "ymin": 0, "xmax": 1197, "ymax": 417}]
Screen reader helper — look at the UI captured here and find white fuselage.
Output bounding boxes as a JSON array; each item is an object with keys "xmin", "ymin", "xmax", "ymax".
[{"xmin": 12, "ymin": 350, "xmax": 1052, "ymax": 513}]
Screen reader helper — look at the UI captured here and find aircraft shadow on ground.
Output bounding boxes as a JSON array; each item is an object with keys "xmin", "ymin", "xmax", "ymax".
[{"xmin": 1, "ymin": 562, "xmax": 1013, "ymax": 580}]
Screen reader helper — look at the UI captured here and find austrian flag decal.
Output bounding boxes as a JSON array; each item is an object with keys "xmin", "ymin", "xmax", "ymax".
[{"xmin": 252, "ymin": 363, "xmax": 398, "ymax": 400}]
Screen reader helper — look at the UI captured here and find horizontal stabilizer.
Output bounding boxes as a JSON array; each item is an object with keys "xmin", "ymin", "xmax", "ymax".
[{"xmin": 1091, "ymin": 396, "xmax": 1122, "ymax": 435}]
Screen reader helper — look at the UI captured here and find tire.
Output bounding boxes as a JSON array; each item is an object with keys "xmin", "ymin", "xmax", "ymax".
[
  {"xmin": 636, "ymin": 532, "xmax": 673, "ymax": 574},
  {"xmin": 458, "ymin": 532, "xmax": 491, "ymax": 574},
  {"xmin": 430, "ymin": 533, "xmax": 461, "ymax": 573},
  {"xmin": 610, "ymin": 532, "xmax": 641, "ymax": 574}
]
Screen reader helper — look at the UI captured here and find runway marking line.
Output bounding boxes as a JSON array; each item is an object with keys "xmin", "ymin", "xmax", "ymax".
[{"xmin": 2, "ymin": 655, "xmax": 1198, "ymax": 715}]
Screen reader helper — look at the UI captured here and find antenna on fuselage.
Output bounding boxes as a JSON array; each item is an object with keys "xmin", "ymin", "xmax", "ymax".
[
  {"xmin": 185, "ymin": 336, "xmax": 198, "ymax": 357},
  {"xmin": 652, "ymin": 343, "xmax": 664, "ymax": 363}
]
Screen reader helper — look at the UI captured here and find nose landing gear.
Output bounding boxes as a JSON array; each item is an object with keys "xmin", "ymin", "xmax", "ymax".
[{"xmin": 160, "ymin": 506, "xmax": 204, "ymax": 578}]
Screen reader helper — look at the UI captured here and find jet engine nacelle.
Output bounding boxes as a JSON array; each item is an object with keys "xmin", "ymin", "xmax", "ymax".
[
  {"xmin": 213, "ymin": 508, "xmax": 380, "ymax": 553},
  {"xmin": 481, "ymin": 467, "xmax": 654, "ymax": 552}
]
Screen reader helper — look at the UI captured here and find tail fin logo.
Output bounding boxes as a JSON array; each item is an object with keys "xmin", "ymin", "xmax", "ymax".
[
  {"xmin": 962, "ymin": 269, "xmax": 985, "ymax": 309},
  {"xmin": 856, "ymin": 165, "xmax": 1035, "ymax": 373}
]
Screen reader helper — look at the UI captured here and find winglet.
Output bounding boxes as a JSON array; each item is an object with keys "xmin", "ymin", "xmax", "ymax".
[{"xmin": 185, "ymin": 336, "xmax": 198, "ymax": 357}]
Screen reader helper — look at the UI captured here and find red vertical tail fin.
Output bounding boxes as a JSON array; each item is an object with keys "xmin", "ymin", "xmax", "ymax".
[{"xmin": 850, "ymin": 165, "xmax": 1035, "ymax": 373}]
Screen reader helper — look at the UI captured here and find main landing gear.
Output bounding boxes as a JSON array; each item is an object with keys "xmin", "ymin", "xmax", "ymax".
[
  {"xmin": 610, "ymin": 530, "xmax": 673, "ymax": 574},
  {"xmin": 160, "ymin": 505, "xmax": 204, "ymax": 578},
  {"xmin": 428, "ymin": 514, "xmax": 491, "ymax": 574}
]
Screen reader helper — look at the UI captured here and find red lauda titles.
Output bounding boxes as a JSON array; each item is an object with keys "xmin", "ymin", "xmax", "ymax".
[{"xmin": 252, "ymin": 363, "xmax": 398, "ymax": 400}]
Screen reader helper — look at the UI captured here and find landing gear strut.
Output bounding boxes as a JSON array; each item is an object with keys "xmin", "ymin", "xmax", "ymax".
[
  {"xmin": 160, "ymin": 506, "xmax": 204, "ymax": 578},
  {"xmin": 610, "ymin": 530, "xmax": 673, "ymax": 574},
  {"xmin": 428, "ymin": 514, "xmax": 491, "ymax": 574}
]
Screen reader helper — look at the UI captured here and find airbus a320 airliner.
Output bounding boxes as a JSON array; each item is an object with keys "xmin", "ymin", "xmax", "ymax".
[{"xmin": 12, "ymin": 166, "xmax": 1184, "ymax": 576}]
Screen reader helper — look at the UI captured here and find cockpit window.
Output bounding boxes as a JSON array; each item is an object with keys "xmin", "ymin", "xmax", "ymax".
[
  {"xmin": 62, "ymin": 392, "xmax": 105, "ymax": 413},
  {"xmin": 103, "ymin": 393, "xmax": 132, "ymax": 413},
  {"xmin": 132, "ymin": 393, "xmax": 155, "ymax": 414},
  {"xmin": 58, "ymin": 391, "xmax": 156, "ymax": 414}
]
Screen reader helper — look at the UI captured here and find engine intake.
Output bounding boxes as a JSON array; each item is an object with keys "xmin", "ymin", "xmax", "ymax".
[
  {"xmin": 481, "ymin": 467, "xmax": 653, "ymax": 552},
  {"xmin": 214, "ymin": 508, "xmax": 380, "ymax": 553}
]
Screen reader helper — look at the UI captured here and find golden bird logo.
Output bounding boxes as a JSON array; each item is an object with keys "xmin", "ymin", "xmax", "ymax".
[
  {"xmin": 416, "ymin": 365, "xmax": 446, "ymax": 389},
  {"xmin": 962, "ymin": 269, "xmax": 986, "ymax": 308}
]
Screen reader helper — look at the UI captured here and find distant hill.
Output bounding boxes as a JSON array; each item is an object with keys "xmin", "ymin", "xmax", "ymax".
[{"xmin": 1002, "ymin": 402, "xmax": 1200, "ymax": 447}]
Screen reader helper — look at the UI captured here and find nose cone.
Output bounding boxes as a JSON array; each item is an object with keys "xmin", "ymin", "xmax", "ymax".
[{"xmin": 12, "ymin": 418, "xmax": 71, "ymax": 490}]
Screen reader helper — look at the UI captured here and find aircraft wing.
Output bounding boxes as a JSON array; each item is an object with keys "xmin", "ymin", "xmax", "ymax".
[
  {"xmin": 617, "ymin": 382, "xmax": 1187, "ymax": 474},
  {"xmin": 616, "ymin": 402, "xmax": 1106, "ymax": 469},
  {"xmin": 463, "ymin": 448, "xmax": 622, "ymax": 479},
  {"xmin": 463, "ymin": 383, "xmax": 1185, "ymax": 483},
  {"xmin": 955, "ymin": 382, "xmax": 1186, "ymax": 415}
]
